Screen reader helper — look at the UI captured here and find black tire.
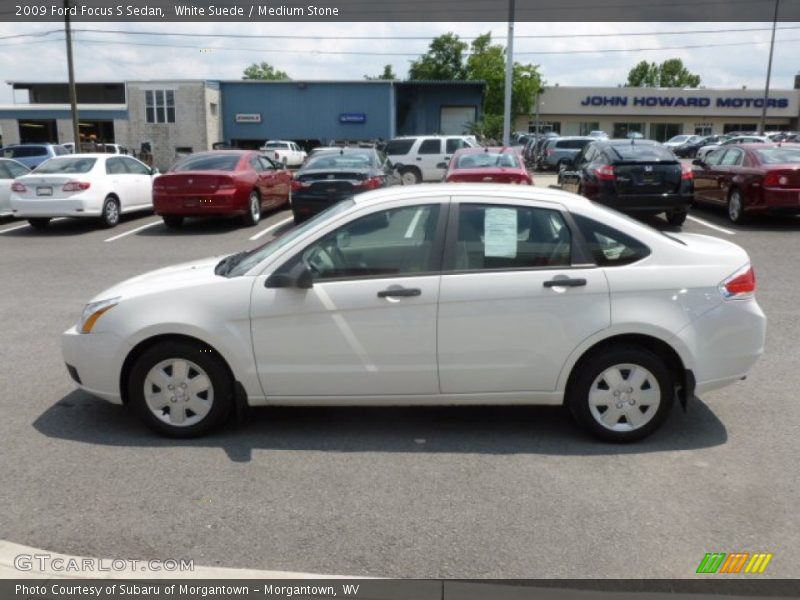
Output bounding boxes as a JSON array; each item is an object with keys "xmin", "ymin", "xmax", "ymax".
[
  {"xmin": 566, "ymin": 345, "xmax": 674, "ymax": 443},
  {"xmin": 127, "ymin": 340, "xmax": 234, "ymax": 438},
  {"xmin": 27, "ymin": 218, "xmax": 51, "ymax": 230},
  {"xmin": 727, "ymin": 188, "xmax": 749, "ymax": 224},
  {"xmin": 162, "ymin": 215, "xmax": 184, "ymax": 228},
  {"xmin": 399, "ymin": 167, "xmax": 421, "ymax": 185},
  {"xmin": 242, "ymin": 190, "xmax": 261, "ymax": 227},
  {"xmin": 292, "ymin": 210, "xmax": 305, "ymax": 225},
  {"xmin": 100, "ymin": 196, "xmax": 120, "ymax": 228},
  {"xmin": 666, "ymin": 209, "xmax": 687, "ymax": 227}
]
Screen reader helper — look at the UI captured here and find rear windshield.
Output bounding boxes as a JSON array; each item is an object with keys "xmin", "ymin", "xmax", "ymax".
[
  {"xmin": 2, "ymin": 146, "xmax": 47, "ymax": 158},
  {"xmin": 455, "ymin": 152, "xmax": 520, "ymax": 169},
  {"xmin": 172, "ymin": 154, "xmax": 241, "ymax": 172},
  {"xmin": 555, "ymin": 139, "xmax": 591, "ymax": 149},
  {"xmin": 33, "ymin": 157, "xmax": 97, "ymax": 174},
  {"xmin": 384, "ymin": 139, "xmax": 415, "ymax": 155},
  {"xmin": 608, "ymin": 144, "xmax": 676, "ymax": 162},
  {"xmin": 754, "ymin": 147, "xmax": 800, "ymax": 164},
  {"xmin": 263, "ymin": 142, "xmax": 289, "ymax": 149},
  {"xmin": 305, "ymin": 152, "xmax": 375, "ymax": 170}
]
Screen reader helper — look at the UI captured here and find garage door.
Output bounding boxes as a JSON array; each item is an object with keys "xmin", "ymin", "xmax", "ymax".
[{"xmin": 440, "ymin": 106, "xmax": 477, "ymax": 135}]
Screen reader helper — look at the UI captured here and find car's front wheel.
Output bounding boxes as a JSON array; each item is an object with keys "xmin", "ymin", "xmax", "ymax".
[
  {"xmin": 127, "ymin": 340, "xmax": 234, "ymax": 438},
  {"xmin": 567, "ymin": 345, "xmax": 674, "ymax": 442}
]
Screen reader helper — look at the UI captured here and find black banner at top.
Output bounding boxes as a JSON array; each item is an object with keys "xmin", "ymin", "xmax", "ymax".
[{"xmin": 3, "ymin": 0, "xmax": 800, "ymax": 22}]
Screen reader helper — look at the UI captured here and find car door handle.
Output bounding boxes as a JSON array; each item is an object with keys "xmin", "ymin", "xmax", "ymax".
[
  {"xmin": 543, "ymin": 278, "xmax": 587, "ymax": 288},
  {"xmin": 377, "ymin": 287, "xmax": 422, "ymax": 298},
  {"xmin": 416, "ymin": 157, "xmax": 422, "ymax": 161}
]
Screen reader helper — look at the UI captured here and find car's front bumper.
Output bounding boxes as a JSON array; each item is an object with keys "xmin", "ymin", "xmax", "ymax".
[{"xmin": 61, "ymin": 326, "xmax": 131, "ymax": 404}]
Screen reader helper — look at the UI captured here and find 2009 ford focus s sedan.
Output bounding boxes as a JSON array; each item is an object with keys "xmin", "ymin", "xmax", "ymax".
[{"xmin": 62, "ymin": 184, "xmax": 766, "ymax": 442}]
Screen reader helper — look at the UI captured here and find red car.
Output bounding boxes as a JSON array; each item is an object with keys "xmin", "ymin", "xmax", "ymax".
[
  {"xmin": 153, "ymin": 150, "xmax": 292, "ymax": 228},
  {"xmin": 692, "ymin": 143, "xmax": 800, "ymax": 223},
  {"xmin": 443, "ymin": 147, "xmax": 533, "ymax": 185}
]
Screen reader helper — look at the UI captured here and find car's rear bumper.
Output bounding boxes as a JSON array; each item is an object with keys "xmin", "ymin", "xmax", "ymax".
[
  {"xmin": 594, "ymin": 192, "xmax": 693, "ymax": 212},
  {"xmin": 61, "ymin": 326, "xmax": 130, "ymax": 404},
  {"xmin": 750, "ymin": 188, "xmax": 800, "ymax": 214},
  {"xmin": 153, "ymin": 190, "xmax": 246, "ymax": 216},
  {"xmin": 10, "ymin": 196, "xmax": 100, "ymax": 218},
  {"xmin": 292, "ymin": 193, "xmax": 351, "ymax": 219}
]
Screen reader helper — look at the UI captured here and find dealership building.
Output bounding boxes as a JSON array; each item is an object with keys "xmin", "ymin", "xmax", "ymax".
[
  {"xmin": 2, "ymin": 77, "xmax": 800, "ymax": 170},
  {"xmin": 515, "ymin": 85, "xmax": 800, "ymax": 139}
]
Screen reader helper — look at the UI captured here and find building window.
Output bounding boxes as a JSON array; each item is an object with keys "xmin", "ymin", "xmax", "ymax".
[
  {"xmin": 612, "ymin": 122, "xmax": 645, "ymax": 138},
  {"xmin": 650, "ymin": 123, "xmax": 683, "ymax": 142},
  {"xmin": 723, "ymin": 123, "xmax": 758, "ymax": 134},
  {"xmin": 578, "ymin": 122, "xmax": 600, "ymax": 136},
  {"xmin": 528, "ymin": 121, "xmax": 560, "ymax": 134},
  {"xmin": 694, "ymin": 124, "xmax": 713, "ymax": 136},
  {"xmin": 209, "ymin": 102, "xmax": 218, "ymax": 117},
  {"xmin": 145, "ymin": 89, "xmax": 175, "ymax": 124}
]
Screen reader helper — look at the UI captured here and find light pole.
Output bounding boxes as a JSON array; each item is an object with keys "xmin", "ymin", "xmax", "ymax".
[
  {"xmin": 64, "ymin": 0, "xmax": 80, "ymax": 147},
  {"xmin": 502, "ymin": 0, "xmax": 515, "ymax": 146},
  {"xmin": 759, "ymin": 0, "xmax": 780, "ymax": 135}
]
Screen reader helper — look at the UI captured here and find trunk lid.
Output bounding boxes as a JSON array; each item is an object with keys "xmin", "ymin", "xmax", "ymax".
[
  {"xmin": 13, "ymin": 174, "xmax": 87, "ymax": 200},
  {"xmin": 612, "ymin": 161, "xmax": 682, "ymax": 195},
  {"xmin": 155, "ymin": 171, "xmax": 234, "ymax": 194}
]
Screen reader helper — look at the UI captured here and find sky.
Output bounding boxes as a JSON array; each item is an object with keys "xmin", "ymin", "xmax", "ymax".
[{"xmin": 1, "ymin": 21, "xmax": 799, "ymax": 104}]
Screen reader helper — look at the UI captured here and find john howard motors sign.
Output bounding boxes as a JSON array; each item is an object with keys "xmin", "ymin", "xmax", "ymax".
[{"xmin": 580, "ymin": 95, "xmax": 790, "ymax": 109}]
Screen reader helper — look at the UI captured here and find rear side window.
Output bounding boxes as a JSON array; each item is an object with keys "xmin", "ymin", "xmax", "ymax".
[
  {"xmin": 384, "ymin": 139, "xmax": 415, "ymax": 155},
  {"xmin": 573, "ymin": 214, "xmax": 651, "ymax": 267},
  {"xmin": 556, "ymin": 139, "xmax": 591, "ymax": 150},
  {"xmin": 2, "ymin": 146, "xmax": 47, "ymax": 158}
]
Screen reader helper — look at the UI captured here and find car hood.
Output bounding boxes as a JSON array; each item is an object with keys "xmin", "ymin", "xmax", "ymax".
[{"xmin": 90, "ymin": 256, "xmax": 224, "ymax": 302}]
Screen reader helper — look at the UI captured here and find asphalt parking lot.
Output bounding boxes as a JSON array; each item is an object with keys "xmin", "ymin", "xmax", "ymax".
[{"xmin": 0, "ymin": 176, "xmax": 798, "ymax": 578}]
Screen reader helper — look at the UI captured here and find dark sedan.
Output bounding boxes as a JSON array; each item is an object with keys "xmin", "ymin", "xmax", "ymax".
[
  {"xmin": 692, "ymin": 143, "xmax": 800, "ymax": 223},
  {"xmin": 153, "ymin": 151, "xmax": 292, "ymax": 228},
  {"xmin": 674, "ymin": 135, "xmax": 730, "ymax": 158},
  {"xmin": 290, "ymin": 147, "xmax": 401, "ymax": 223},
  {"xmin": 559, "ymin": 139, "xmax": 693, "ymax": 226}
]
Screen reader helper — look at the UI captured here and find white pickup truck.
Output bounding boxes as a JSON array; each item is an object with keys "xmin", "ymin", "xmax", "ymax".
[{"xmin": 259, "ymin": 140, "xmax": 307, "ymax": 167}]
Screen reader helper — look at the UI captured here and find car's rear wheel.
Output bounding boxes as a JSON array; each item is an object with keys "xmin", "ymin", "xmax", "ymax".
[
  {"xmin": 400, "ymin": 167, "xmax": 421, "ymax": 185},
  {"xmin": 242, "ymin": 190, "xmax": 261, "ymax": 227},
  {"xmin": 100, "ymin": 196, "xmax": 120, "ymax": 228},
  {"xmin": 28, "ymin": 218, "xmax": 51, "ymax": 230},
  {"xmin": 727, "ymin": 189, "xmax": 748, "ymax": 224},
  {"xmin": 128, "ymin": 340, "xmax": 234, "ymax": 438},
  {"xmin": 666, "ymin": 209, "xmax": 687, "ymax": 227},
  {"xmin": 162, "ymin": 215, "xmax": 184, "ymax": 228},
  {"xmin": 567, "ymin": 345, "xmax": 674, "ymax": 442}
]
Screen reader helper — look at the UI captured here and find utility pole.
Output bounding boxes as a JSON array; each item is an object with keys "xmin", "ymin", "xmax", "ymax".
[
  {"xmin": 64, "ymin": 0, "xmax": 80, "ymax": 148},
  {"xmin": 502, "ymin": 0, "xmax": 515, "ymax": 146},
  {"xmin": 759, "ymin": 0, "xmax": 780, "ymax": 135}
]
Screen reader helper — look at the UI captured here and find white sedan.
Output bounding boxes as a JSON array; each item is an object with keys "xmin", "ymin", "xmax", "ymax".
[
  {"xmin": 0, "ymin": 158, "xmax": 30, "ymax": 216},
  {"xmin": 62, "ymin": 184, "xmax": 766, "ymax": 441},
  {"xmin": 10, "ymin": 153, "xmax": 158, "ymax": 229}
]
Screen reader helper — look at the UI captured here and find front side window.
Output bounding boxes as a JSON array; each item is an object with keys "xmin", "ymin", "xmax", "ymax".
[
  {"xmin": 453, "ymin": 204, "xmax": 572, "ymax": 271},
  {"xmin": 705, "ymin": 149, "xmax": 726, "ymax": 166},
  {"xmin": 145, "ymin": 89, "xmax": 176, "ymax": 124},
  {"xmin": 106, "ymin": 158, "xmax": 127, "ymax": 175},
  {"xmin": 573, "ymin": 214, "xmax": 651, "ymax": 267},
  {"xmin": 721, "ymin": 149, "xmax": 744, "ymax": 166},
  {"xmin": 122, "ymin": 157, "xmax": 151, "ymax": 175},
  {"xmin": 288, "ymin": 204, "xmax": 441, "ymax": 281}
]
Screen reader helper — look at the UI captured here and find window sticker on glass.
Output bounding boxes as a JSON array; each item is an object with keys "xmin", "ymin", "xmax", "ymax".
[{"xmin": 484, "ymin": 208, "xmax": 518, "ymax": 258}]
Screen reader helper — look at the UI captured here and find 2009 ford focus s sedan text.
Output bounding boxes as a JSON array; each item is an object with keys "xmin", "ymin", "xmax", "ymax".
[{"xmin": 61, "ymin": 184, "xmax": 766, "ymax": 442}]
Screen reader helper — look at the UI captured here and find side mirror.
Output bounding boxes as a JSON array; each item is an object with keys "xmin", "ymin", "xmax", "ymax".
[
  {"xmin": 436, "ymin": 162, "xmax": 448, "ymax": 169},
  {"xmin": 265, "ymin": 262, "xmax": 313, "ymax": 289}
]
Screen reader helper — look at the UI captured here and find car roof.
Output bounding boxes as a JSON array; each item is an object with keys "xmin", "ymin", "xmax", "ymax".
[
  {"xmin": 453, "ymin": 146, "xmax": 518, "ymax": 155},
  {"xmin": 601, "ymin": 139, "xmax": 661, "ymax": 146}
]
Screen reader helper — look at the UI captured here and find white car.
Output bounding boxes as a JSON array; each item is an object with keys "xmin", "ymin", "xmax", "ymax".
[
  {"xmin": 696, "ymin": 136, "xmax": 769, "ymax": 160},
  {"xmin": 10, "ymin": 154, "xmax": 158, "ymax": 229},
  {"xmin": 259, "ymin": 140, "xmax": 307, "ymax": 167},
  {"xmin": 0, "ymin": 158, "xmax": 30, "ymax": 216},
  {"xmin": 385, "ymin": 135, "xmax": 477, "ymax": 184},
  {"xmin": 62, "ymin": 184, "xmax": 766, "ymax": 441}
]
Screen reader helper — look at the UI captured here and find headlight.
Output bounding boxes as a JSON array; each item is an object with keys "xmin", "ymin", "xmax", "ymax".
[{"xmin": 79, "ymin": 297, "xmax": 120, "ymax": 334}]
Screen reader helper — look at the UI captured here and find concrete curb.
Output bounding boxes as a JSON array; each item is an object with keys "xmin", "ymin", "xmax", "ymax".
[{"xmin": 0, "ymin": 540, "xmax": 351, "ymax": 579}]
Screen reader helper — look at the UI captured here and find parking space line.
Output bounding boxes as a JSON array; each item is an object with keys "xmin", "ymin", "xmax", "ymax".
[
  {"xmin": 104, "ymin": 219, "xmax": 162, "ymax": 242},
  {"xmin": 249, "ymin": 216, "xmax": 293, "ymax": 241},
  {"xmin": 686, "ymin": 215, "xmax": 735, "ymax": 236},
  {"xmin": 0, "ymin": 218, "xmax": 65, "ymax": 234}
]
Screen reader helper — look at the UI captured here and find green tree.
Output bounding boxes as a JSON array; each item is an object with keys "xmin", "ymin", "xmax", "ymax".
[
  {"xmin": 626, "ymin": 58, "xmax": 701, "ymax": 88},
  {"xmin": 408, "ymin": 33, "xmax": 468, "ymax": 80},
  {"xmin": 242, "ymin": 62, "xmax": 290, "ymax": 80},
  {"xmin": 365, "ymin": 65, "xmax": 398, "ymax": 81}
]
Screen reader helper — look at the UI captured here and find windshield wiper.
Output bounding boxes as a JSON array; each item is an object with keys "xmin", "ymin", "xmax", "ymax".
[{"xmin": 215, "ymin": 251, "xmax": 248, "ymax": 276}]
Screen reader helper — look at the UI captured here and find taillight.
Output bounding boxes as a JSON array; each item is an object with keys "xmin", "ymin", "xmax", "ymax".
[
  {"xmin": 359, "ymin": 176, "xmax": 382, "ymax": 190},
  {"xmin": 681, "ymin": 163, "xmax": 693, "ymax": 180},
  {"xmin": 764, "ymin": 171, "xmax": 794, "ymax": 187},
  {"xmin": 62, "ymin": 181, "xmax": 91, "ymax": 192},
  {"xmin": 11, "ymin": 182, "xmax": 26, "ymax": 193},
  {"xmin": 217, "ymin": 177, "xmax": 236, "ymax": 190},
  {"xmin": 594, "ymin": 165, "xmax": 615, "ymax": 181},
  {"xmin": 291, "ymin": 180, "xmax": 311, "ymax": 192},
  {"xmin": 719, "ymin": 265, "xmax": 756, "ymax": 299}
]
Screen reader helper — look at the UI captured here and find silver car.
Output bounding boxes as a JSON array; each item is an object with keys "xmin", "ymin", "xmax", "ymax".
[{"xmin": 538, "ymin": 137, "xmax": 595, "ymax": 171}]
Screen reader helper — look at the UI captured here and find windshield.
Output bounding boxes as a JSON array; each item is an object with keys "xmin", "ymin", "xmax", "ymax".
[
  {"xmin": 225, "ymin": 199, "xmax": 356, "ymax": 277},
  {"xmin": 455, "ymin": 152, "xmax": 520, "ymax": 169},
  {"xmin": 754, "ymin": 147, "xmax": 800, "ymax": 164},
  {"xmin": 172, "ymin": 154, "xmax": 240, "ymax": 172},
  {"xmin": 304, "ymin": 152, "xmax": 375, "ymax": 170},
  {"xmin": 33, "ymin": 157, "xmax": 96, "ymax": 174},
  {"xmin": 264, "ymin": 142, "xmax": 289, "ymax": 149}
]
